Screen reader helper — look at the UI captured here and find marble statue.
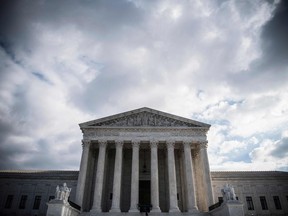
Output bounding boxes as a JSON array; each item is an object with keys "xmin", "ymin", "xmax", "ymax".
[
  {"xmin": 55, "ymin": 183, "xmax": 72, "ymax": 202},
  {"xmin": 221, "ymin": 183, "xmax": 237, "ymax": 202}
]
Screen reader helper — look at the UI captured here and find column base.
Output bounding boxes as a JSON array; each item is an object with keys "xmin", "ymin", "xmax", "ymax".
[
  {"xmin": 151, "ymin": 206, "xmax": 161, "ymax": 212},
  {"xmin": 90, "ymin": 208, "xmax": 102, "ymax": 213},
  {"xmin": 109, "ymin": 208, "xmax": 121, "ymax": 212},
  {"xmin": 128, "ymin": 208, "xmax": 139, "ymax": 213},
  {"xmin": 169, "ymin": 207, "xmax": 180, "ymax": 212},
  {"xmin": 187, "ymin": 207, "xmax": 199, "ymax": 213}
]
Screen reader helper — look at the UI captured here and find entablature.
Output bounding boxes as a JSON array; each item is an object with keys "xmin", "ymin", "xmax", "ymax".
[{"xmin": 81, "ymin": 126, "xmax": 208, "ymax": 143}]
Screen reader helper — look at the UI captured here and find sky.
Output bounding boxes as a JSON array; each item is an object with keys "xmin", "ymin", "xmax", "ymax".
[{"xmin": 0, "ymin": 0, "xmax": 287, "ymax": 171}]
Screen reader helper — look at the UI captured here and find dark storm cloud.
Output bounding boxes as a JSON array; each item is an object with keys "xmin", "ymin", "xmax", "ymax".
[
  {"xmin": 0, "ymin": 119, "xmax": 14, "ymax": 144},
  {"xmin": 72, "ymin": 67, "xmax": 141, "ymax": 114},
  {"xmin": 0, "ymin": 119, "xmax": 28, "ymax": 169},
  {"xmin": 228, "ymin": 0, "xmax": 288, "ymax": 92},
  {"xmin": 261, "ymin": 0, "xmax": 288, "ymax": 69},
  {"xmin": 17, "ymin": 139, "xmax": 81, "ymax": 170},
  {"xmin": 0, "ymin": 0, "xmax": 144, "ymax": 43}
]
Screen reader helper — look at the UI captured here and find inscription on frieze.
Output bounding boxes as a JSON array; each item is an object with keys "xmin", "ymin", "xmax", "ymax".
[
  {"xmin": 82, "ymin": 128, "xmax": 207, "ymax": 139},
  {"xmin": 119, "ymin": 132, "xmax": 171, "ymax": 137},
  {"xmin": 91, "ymin": 111, "xmax": 199, "ymax": 127}
]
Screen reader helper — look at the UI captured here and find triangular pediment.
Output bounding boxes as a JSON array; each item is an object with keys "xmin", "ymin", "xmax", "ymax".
[{"xmin": 80, "ymin": 107, "xmax": 210, "ymax": 128}]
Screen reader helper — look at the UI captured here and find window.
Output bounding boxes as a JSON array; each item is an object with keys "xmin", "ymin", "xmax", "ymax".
[
  {"xmin": 246, "ymin": 196, "xmax": 254, "ymax": 210},
  {"xmin": 273, "ymin": 196, "xmax": 282, "ymax": 210},
  {"xmin": 33, "ymin": 196, "xmax": 41, "ymax": 209},
  {"xmin": 49, "ymin": 196, "xmax": 55, "ymax": 201},
  {"xmin": 260, "ymin": 196, "xmax": 268, "ymax": 210},
  {"xmin": 4, "ymin": 195, "xmax": 13, "ymax": 209},
  {"xmin": 19, "ymin": 195, "xmax": 28, "ymax": 209}
]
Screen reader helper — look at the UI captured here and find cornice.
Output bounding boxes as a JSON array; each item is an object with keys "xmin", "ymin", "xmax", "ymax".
[
  {"xmin": 0, "ymin": 170, "xmax": 79, "ymax": 180},
  {"xmin": 81, "ymin": 126, "xmax": 209, "ymax": 131},
  {"xmin": 211, "ymin": 171, "xmax": 288, "ymax": 180}
]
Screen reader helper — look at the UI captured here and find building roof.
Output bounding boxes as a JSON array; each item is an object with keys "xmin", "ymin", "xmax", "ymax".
[
  {"xmin": 79, "ymin": 107, "xmax": 210, "ymax": 128},
  {"xmin": 0, "ymin": 170, "xmax": 79, "ymax": 180},
  {"xmin": 211, "ymin": 171, "xmax": 288, "ymax": 180}
]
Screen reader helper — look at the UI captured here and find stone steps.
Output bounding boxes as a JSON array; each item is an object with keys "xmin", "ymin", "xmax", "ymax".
[{"xmin": 80, "ymin": 212, "xmax": 210, "ymax": 216}]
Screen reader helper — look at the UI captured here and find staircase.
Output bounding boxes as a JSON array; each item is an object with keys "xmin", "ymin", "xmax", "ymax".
[{"xmin": 79, "ymin": 212, "xmax": 210, "ymax": 216}]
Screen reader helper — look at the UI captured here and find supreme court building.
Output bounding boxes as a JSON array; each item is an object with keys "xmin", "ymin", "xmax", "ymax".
[
  {"xmin": 1, "ymin": 107, "xmax": 288, "ymax": 216},
  {"xmin": 76, "ymin": 107, "xmax": 213, "ymax": 214}
]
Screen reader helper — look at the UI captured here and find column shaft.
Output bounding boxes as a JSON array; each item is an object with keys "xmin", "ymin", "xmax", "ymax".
[
  {"xmin": 199, "ymin": 142, "xmax": 214, "ymax": 208},
  {"xmin": 110, "ymin": 140, "xmax": 124, "ymax": 212},
  {"xmin": 75, "ymin": 140, "xmax": 91, "ymax": 207},
  {"xmin": 167, "ymin": 141, "xmax": 180, "ymax": 212},
  {"xmin": 91, "ymin": 140, "xmax": 107, "ymax": 212},
  {"xmin": 129, "ymin": 141, "xmax": 140, "ymax": 212},
  {"xmin": 183, "ymin": 142, "xmax": 198, "ymax": 213},
  {"xmin": 150, "ymin": 141, "xmax": 161, "ymax": 212}
]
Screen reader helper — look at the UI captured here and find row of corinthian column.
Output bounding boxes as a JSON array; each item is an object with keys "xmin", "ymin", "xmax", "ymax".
[{"xmin": 76, "ymin": 140, "xmax": 212, "ymax": 213}]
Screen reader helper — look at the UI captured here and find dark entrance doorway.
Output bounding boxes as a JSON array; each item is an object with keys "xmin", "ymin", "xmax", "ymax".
[{"xmin": 139, "ymin": 180, "xmax": 151, "ymax": 212}]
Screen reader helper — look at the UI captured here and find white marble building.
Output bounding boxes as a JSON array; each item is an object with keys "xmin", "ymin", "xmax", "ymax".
[
  {"xmin": 0, "ymin": 107, "xmax": 288, "ymax": 216},
  {"xmin": 76, "ymin": 107, "xmax": 214, "ymax": 214}
]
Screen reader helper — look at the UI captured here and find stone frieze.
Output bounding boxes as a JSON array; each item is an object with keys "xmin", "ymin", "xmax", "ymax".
[
  {"xmin": 82, "ymin": 127, "xmax": 207, "ymax": 138},
  {"xmin": 90, "ymin": 111, "xmax": 200, "ymax": 127}
]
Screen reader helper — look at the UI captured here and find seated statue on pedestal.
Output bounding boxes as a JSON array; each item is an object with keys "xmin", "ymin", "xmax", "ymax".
[
  {"xmin": 221, "ymin": 183, "xmax": 237, "ymax": 202},
  {"xmin": 55, "ymin": 183, "xmax": 71, "ymax": 202}
]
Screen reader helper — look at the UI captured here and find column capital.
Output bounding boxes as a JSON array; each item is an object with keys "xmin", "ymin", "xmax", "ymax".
[
  {"xmin": 150, "ymin": 140, "xmax": 158, "ymax": 148},
  {"xmin": 183, "ymin": 141, "xmax": 192, "ymax": 148},
  {"xmin": 115, "ymin": 140, "xmax": 124, "ymax": 148},
  {"xmin": 199, "ymin": 141, "xmax": 208, "ymax": 149},
  {"xmin": 131, "ymin": 140, "xmax": 140, "ymax": 148},
  {"xmin": 82, "ymin": 139, "xmax": 91, "ymax": 148},
  {"xmin": 98, "ymin": 140, "xmax": 107, "ymax": 148},
  {"xmin": 166, "ymin": 140, "xmax": 175, "ymax": 149}
]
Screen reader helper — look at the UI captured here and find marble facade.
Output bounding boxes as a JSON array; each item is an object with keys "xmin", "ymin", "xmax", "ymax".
[
  {"xmin": 1, "ymin": 107, "xmax": 288, "ymax": 216},
  {"xmin": 75, "ymin": 107, "xmax": 214, "ymax": 213}
]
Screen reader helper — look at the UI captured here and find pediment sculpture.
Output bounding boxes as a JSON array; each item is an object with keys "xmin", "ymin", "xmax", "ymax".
[{"xmin": 91, "ymin": 111, "xmax": 199, "ymax": 127}]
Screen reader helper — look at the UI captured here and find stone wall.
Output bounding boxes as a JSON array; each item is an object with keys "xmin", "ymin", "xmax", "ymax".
[
  {"xmin": 211, "ymin": 171, "xmax": 288, "ymax": 216},
  {"xmin": 1, "ymin": 170, "xmax": 288, "ymax": 216},
  {"xmin": 0, "ymin": 171, "xmax": 78, "ymax": 216}
]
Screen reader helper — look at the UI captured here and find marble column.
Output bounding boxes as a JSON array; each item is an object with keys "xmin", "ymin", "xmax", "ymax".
[
  {"xmin": 183, "ymin": 141, "xmax": 198, "ymax": 213},
  {"xmin": 199, "ymin": 142, "xmax": 214, "ymax": 208},
  {"xmin": 110, "ymin": 140, "xmax": 124, "ymax": 212},
  {"xmin": 167, "ymin": 141, "xmax": 180, "ymax": 212},
  {"xmin": 75, "ymin": 139, "xmax": 91, "ymax": 207},
  {"xmin": 129, "ymin": 140, "xmax": 140, "ymax": 212},
  {"xmin": 91, "ymin": 140, "xmax": 107, "ymax": 212},
  {"xmin": 150, "ymin": 140, "xmax": 161, "ymax": 212}
]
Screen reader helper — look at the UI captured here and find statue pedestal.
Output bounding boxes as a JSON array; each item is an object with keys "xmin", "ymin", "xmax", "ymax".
[
  {"xmin": 210, "ymin": 200, "xmax": 244, "ymax": 216},
  {"xmin": 46, "ymin": 199, "xmax": 80, "ymax": 216},
  {"xmin": 47, "ymin": 200, "xmax": 67, "ymax": 216}
]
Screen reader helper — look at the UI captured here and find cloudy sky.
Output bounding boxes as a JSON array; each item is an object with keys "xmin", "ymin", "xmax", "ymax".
[{"xmin": 0, "ymin": 0, "xmax": 287, "ymax": 171}]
